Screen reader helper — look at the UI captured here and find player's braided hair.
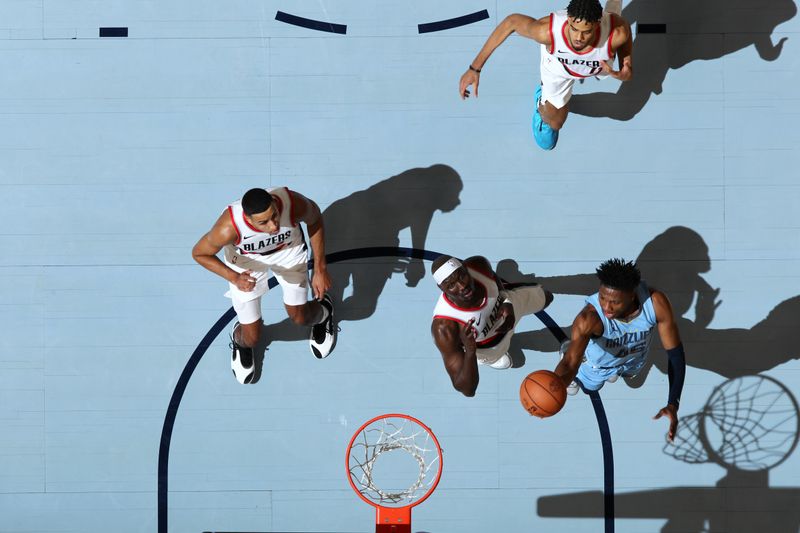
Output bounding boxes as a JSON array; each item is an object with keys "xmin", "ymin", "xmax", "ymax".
[
  {"xmin": 596, "ymin": 258, "xmax": 641, "ymax": 291},
  {"xmin": 566, "ymin": 0, "xmax": 603, "ymax": 23},
  {"xmin": 242, "ymin": 188, "xmax": 275, "ymax": 216}
]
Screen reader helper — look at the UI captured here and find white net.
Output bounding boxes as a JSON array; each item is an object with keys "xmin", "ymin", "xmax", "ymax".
[{"xmin": 347, "ymin": 415, "xmax": 442, "ymax": 507}]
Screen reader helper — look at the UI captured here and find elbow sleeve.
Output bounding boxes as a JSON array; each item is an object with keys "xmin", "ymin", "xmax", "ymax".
[{"xmin": 666, "ymin": 343, "xmax": 686, "ymax": 408}]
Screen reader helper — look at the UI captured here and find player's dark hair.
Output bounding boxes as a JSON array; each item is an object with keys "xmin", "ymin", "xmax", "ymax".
[
  {"xmin": 241, "ymin": 188, "xmax": 274, "ymax": 216},
  {"xmin": 431, "ymin": 255, "xmax": 454, "ymax": 275},
  {"xmin": 566, "ymin": 0, "xmax": 603, "ymax": 23},
  {"xmin": 596, "ymin": 258, "xmax": 641, "ymax": 291}
]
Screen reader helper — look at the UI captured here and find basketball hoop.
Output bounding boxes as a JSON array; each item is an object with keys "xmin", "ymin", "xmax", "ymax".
[{"xmin": 346, "ymin": 414, "xmax": 443, "ymax": 533}]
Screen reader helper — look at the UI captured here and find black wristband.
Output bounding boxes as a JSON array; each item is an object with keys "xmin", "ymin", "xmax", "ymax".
[{"xmin": 469, "ymin": 64, "xmax": 481, "ymax": 73}]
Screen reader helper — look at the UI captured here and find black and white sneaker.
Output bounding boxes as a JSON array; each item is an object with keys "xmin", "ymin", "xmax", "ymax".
[
  {"xmin": 230, "ymin": 322, "xmax": 255, "ymax": 384},
  {"xmin": 310, "ymin": 295, "xmax": 337, "ymax": 359}
]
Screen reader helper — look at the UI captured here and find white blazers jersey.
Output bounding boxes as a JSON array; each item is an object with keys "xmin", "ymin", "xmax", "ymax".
[
  {"xmin": 227, "ymin": 187, "xmax": 305, "ymax": 256},
  {"xmin": 433, "ymin": 267, "xmax": 507, "ymax": 347},
  {"xmin": 542, "ymin": 10, "xmax": 617, "ymax": 79}
]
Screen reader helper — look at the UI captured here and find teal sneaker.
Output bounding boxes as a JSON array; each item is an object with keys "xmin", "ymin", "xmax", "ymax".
[{"xmin": 532, "ymin": 85, "xmax": 558, "ymax": 150}]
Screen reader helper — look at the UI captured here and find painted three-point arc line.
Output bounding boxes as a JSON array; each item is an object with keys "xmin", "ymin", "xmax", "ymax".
[{"xmin": 157, "ymin": 247, "xmax": 616, "ymax": 533}]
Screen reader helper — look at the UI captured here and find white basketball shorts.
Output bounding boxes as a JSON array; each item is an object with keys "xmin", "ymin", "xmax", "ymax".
[
  {"xmin": 476, "ymin": 284, "xmax": 548, "ymax": 366},
  {"xmin": 223, "ymin": 243, "xmax": 310, "ymax": 324}
]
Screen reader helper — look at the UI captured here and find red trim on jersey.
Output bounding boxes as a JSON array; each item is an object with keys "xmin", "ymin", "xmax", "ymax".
[
  {"xmin": 273, "ymin": 195, "xmax": 284, "ymax": 226},
  {"xmin": 286, "ymin": 188, "xmax": 298, "ymax": 227},
  {"xmin": 562, "ymin": 64, "xmax": 592, "ymax": 78},
  {"xmin": 433, "ymin": 315, "xmax": 470, "ymax": 328},
  {"xmin": 607, "ymin": 14, "xmax": 617, "ymax": 57},
  {"xmin": 242, "ymin": 212, "xmax": 260, "ymax": 233},
  {"xmin": 228, "ymin": 206, "xmax": 242, "ymax": 245},
  {"xmin": 442, "ymin": 279, "xmax": 488, "ymax": 312},
  {"xmin": 242, "ymin": 195, "xmax": 283, "ymax": 234},
  {"xmin": 561, "ymin": 19, "xmax": 600, "ymax": 55},
  {"xmin": 547, "ymin": 14, "xmax": 555, "ymax": 54},
  {"xmin": 476, "ymin": 333, "xmax": 502, "ymax": 347}
]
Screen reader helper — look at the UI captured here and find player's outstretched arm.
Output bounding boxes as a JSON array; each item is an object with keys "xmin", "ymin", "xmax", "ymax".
[
  {"xmin": 651, "ymin": 290, "xmax": 686, "ymax": 442},
  {"xmin": 405, "ymin": 215, "xmax": 434, "ymax": 287},
  {"xmin": 554, "ymin": 306, "xmax": 598, "ymax": 388},
  {"xmin": 459, "ymin": 14, "xmax": 551, "ymax": 99},
  {"xmin": 602, "ymin": 15, "xmax": 633, "ymax": 81},
  {"xmin": 432, "ymin": 318, "xmax": 480, "ymax": 397},
  {"xmin": 291, "ymin": 191, "xmax": 330, "ymax": 300},
  {"xmin": 191, "ymin": 212, "xmax": 256, "ymax": 291}
]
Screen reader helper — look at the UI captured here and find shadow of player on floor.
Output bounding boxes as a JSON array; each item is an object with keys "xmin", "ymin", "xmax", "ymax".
[
  {"xmin": 503, "ymin": 226, "xmax": 799, "ymax": 381},
  {"xmin": 248, "ymin": 164, "xmax": 463, "ymax": 380},
  {"xmin": 538, "ymin": 374, "xmax": 800, "ymax": 531},
  {"xmin": 569, "ymin": 0, "xmax": 796, "ymax": 120}
]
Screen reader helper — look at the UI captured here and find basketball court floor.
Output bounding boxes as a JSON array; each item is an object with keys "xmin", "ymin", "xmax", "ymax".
[{"xmin": 1, "ymin": 1, "xmax": 799, "ymax": 532}]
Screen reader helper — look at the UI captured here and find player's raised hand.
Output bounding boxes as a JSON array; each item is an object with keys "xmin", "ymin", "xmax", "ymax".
[
  {"xmin": 235, "ymin": 270, "xmax": 257, "ymax": 292},
  {"xmin": 601, "ymin": 57, "xmax": 632, "ymax": 81},
  {"xmin": 459, "ymin": 318, "xmax": 478, "ymax": 351},
  {"xmin": 653, "ymin": 404, "xmax": 679, "ymax": 442},
  {"xmin": 459, "ymin": 68, "xmax": 480, "ymax": 99},
  {"xmin": 404, "ymin": 258, "xmax": 425, "ymax": 287}
]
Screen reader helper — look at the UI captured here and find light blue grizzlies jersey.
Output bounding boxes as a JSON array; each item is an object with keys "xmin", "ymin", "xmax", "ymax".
[{"xmin": 585, "ymin": 283, "xmax": 657, "ymax": 369}]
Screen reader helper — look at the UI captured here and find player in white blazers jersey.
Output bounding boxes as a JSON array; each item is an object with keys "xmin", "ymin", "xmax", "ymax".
[
  {"xmin": 458, "ymin": 0, "xmax": 633, "ymax": 150},
  {"xmin": 430, "ymin": 255, "xmax": 552, "ymax": 397},
  {"xmin": 192, "ymin": 187, "xmax": 337, "ymax": 384},
  {"xmin": 555, "ymin": 258, "xmax": 687, "ymax": 441}
]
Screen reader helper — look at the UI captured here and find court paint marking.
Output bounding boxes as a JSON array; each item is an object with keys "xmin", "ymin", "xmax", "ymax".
[
  {"xmin": 418, "ymin": 10, "xmax": 490, "ymax": 34},
  {"xmin": 274, "ymin": 11, "xmax": 347, "ymax": 34}
]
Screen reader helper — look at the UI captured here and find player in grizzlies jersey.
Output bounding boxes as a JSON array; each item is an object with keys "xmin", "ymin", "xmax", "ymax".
[
  {"xmin": 192, "ymin": 187, "xmax": 337, "ymax": 384},
  {"xmin": 555, "ymin": 259, "xmax": 686, "ymax": 441},
  {"xmin": 458, "ymin": 0, "xmax": 633, "ymax": 150},
  {"xmin": 430, "ymin": 255, "xmax": 552, "ymax": 396}
]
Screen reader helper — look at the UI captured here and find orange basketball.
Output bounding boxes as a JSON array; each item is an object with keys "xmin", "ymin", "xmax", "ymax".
[{"xmin": 519, "ymin": 370, "xmax": 567, "ymax": 418}]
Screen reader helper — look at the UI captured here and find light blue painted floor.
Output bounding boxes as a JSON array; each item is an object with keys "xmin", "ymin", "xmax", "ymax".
[{"xmin": 1, "ymin": 1, "xmax": 799, "ymax": 532}]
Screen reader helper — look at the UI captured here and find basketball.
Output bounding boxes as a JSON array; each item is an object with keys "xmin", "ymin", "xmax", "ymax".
[{"xmin": 519, "ymin": 370, "xmax": 567, "ymax": 418}]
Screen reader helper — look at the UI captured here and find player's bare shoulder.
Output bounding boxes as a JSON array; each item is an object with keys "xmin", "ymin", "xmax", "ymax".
[
  {"xmin": 574, "ymin": 303, "xmax": 604, "ymax": 336},
  {"xmin": 609, "ymin": 14, "xmax": 632, "ymax": 50},
  {"xmin": 648, "ymin": 288, "xmax": 676, "ymax": 318},
  {"xmin": 288, "ymin": 188, "xmax": 310, "ymax": 209},
  {"xmin": 207, "ymin": 210, "xmax": 238, "ymax": 247},
  {"xmin": 431, "ymin": 315, "xmax": 460, "ymax": 346},
  {"xmin": 287, "ymin": 189, "xmax": 321, "ymax": 225},
  {"xmin": 523, "ymin": 13, "xmax": 553, "ymax": 44}
]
